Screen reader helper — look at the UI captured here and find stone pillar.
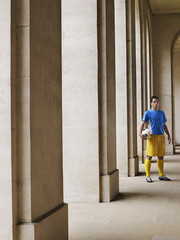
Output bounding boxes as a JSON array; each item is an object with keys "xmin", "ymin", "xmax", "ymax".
[
  {"xmin": 98, "ymin": 0, "xmax": 119, "ymax": 202},
  {"xmin": 139, "ymin": 0, "xmax": 147, "ymax": 163},
  {"xmin": 147, "ymin": 10, "xmax": 153, "ymax": 98},
  {"xmin": 0, "ymin": 0, "xmax": 16, "ymax": 239},
  {"xmin": 115, "ymin": 0, "xmax": 129, "ymax": 177},
  {"xmin": 146, "ymin": 19, "xmax": 151, "ymax": 107},
  {"xmin": 16, "ymin": 1, "xmax": 68, "ymax": 240},
  {"xmin": 62, "ymin": 0, "xmax": 100, "ymax": 202},
  {"xmin": 135, "ymin": 0, "xmax": 143, "ymax": 163},
  {"xmin": 126, "ymin": 0, "xmax": 139, "ymax": 176}
]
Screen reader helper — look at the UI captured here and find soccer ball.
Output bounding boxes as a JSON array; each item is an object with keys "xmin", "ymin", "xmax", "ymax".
[{"xmin": 142, "ymin": 128, "xmax": 152, "ymax": 139}]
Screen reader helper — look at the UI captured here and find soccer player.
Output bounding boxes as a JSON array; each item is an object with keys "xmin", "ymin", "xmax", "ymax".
[{"xmin": 139, "ymin": 96, "xmax": 171, "ymax": 183}]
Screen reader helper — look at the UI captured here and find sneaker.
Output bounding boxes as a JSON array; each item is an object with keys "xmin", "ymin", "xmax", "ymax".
[
  {"xmin": 146, "ymin": 176, "xmax": 153, "ymax": 183},
  {"xmin": 159, "ymin": 176, "xmax": 171, "ymax": 181}
]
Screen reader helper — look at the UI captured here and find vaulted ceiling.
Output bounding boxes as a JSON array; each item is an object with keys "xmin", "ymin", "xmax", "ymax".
[{"xmin": 149, "ymin": 0, "xmax": 180, "ymax": 14}]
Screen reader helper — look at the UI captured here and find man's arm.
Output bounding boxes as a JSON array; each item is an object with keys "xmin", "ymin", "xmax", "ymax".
[
  {"xmin": 164, "ymin": 123, "xmax": 171, "ymax": 144},
  {"xmin": 139, "ymin": 121, "xmax": 146, "ymax": 139}
]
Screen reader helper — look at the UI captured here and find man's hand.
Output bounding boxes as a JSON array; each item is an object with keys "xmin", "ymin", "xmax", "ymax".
[
  {"xmin": 139, "ymin": 121, "xmax": 148, "ymax": 140},
  {"xmin": 167, "ymin": 135, "xmax": 171, "ymax": 144},
  {"xmin": 164, "ymin": 123, "xmax": 171, "ymax": 144},
  {"xmin": 139, "ymin": 133, "xmax": 147, "ymax": 140}
]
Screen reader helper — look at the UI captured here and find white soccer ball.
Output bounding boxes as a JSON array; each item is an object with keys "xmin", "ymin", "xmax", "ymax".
[{"xmin": 142, "ymin": 128, "xmax": 152, "ymax": 139}]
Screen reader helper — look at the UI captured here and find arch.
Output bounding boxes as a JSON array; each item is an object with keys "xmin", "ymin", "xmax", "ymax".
[
  {"xmin": 171, "ymin": 30, "xmax": 180, "ymax": 50},
  {"xmin": 171, "ymin": 30, "xmax": 180, "ymax": 150}
]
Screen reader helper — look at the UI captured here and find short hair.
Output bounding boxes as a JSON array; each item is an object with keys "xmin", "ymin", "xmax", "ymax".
[{"xmin": 150, "ymin": 96, "xmax": 159, "ymax": 103}]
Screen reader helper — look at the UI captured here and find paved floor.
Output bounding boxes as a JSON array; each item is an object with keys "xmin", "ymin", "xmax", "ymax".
[{"xmin": 69, "ymin": 154, "xmax": 180, "ymax": 240}]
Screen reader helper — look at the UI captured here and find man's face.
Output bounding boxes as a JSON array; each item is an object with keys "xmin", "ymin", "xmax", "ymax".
[{"xmin": 151, "ymin": 98, "xmax": 159, "ymax": 110}]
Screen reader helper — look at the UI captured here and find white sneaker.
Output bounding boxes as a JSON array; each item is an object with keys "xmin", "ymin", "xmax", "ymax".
[{"xmin": 146, "ymin": 176, "xmax": 153, "ymax": 183}]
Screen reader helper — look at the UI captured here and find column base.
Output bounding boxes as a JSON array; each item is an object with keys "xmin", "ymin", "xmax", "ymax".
[
  {"xmin": 17, "ymin": 203, "xmax": 68, "ymax": 240},
  {"xmin": 138, "ymin": 138, "xmax": 143, "ymax": 164},
  {"xmin": 128, "ymin": 155, "xmax": 139, "ymax": 176},
  {"xmin": 165, "ymin": 143, "xmax": 173, "ymax": 155},
  {"xmin": 119, "ymin": 171, "xmax": 128, "ymax": 177},
  {"xmin": 100, "ymin": 169, "xmax": 119, "ymax": 202}
]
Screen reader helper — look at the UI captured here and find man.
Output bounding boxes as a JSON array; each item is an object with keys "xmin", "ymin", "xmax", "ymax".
[{"xmin": 139, "ymin": 96, "xmax": 171, "ymax": 183}]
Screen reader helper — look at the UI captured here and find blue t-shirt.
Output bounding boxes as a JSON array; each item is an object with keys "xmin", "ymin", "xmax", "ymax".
[{"xmin": 142, "ymin": 109, "xmax": 167, "ymax": 135}]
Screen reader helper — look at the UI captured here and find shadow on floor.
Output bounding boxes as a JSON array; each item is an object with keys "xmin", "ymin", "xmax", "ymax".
[{"xmin": 136, "ymin": 171, "xmax": 146, "ymax": 176}]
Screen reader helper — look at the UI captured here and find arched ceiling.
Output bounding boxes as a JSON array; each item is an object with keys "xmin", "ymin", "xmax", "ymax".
[
  {"xmin": 149, "ymin": 0, "xmax": 180, "ymax": 14},
  {"xmin": 174, "ymin": 37, "xmax": 180, "ymax": 53}
]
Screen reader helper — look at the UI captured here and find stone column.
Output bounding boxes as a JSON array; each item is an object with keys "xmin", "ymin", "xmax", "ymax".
[
  {"xmin": 139, "ymin": 0, "xmax": 147, "ymax": 163},
  {"xmin": 16, "ymin": 1, "xmax": 68, "ymax": 240},
  {"xmin": 147, "ymin": 11, "xmax": 153, "ymax": 98},
  {"xmin": 98, "ymin": 0, "xmax": 119, "ymax": 202},
  {"xmin": 146, "ymin": 19, "xmax": 151, "ymax": 107},
  {"xmin": 135, "ymin": 0, "xmax": 143, "ymax": 163},
  {"xmin": 115, "ymin": 0, "xmax": 129, "ymax": 177},
  {"xmin": 126, "ymin": 0, "xmax": 139, "ymax": 176},
  {"xmin": 0, "ymin": 0, "xmax": 16, "ymax": 239},
  {"xmin": 62, "ymin": 0, "xmax": 100, "ymax": 202}
]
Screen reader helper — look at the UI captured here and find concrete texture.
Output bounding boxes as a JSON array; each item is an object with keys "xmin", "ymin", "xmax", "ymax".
[
  {"xmin": 15, "ymin": 0, "xmax": 68, "ymax": 239},
  {"xmin": 152, "ymin": 14, "xmax": 180, "ymax": 152},
  {"xmin": 17, "ymin": 204, "xmax": 68, "ymax": 240},
  {"xmin": 126, "ymin": 0, "xmax": 139, "ymax": 176},
  {"xmin": 97, "ymin": 0, "xmax": 119, "ymax": 201},
  {"xmin": 62, "ymin": 0, "xmax": 119, "ymax": 203},
  {"xmin": 69, "ymin": 154, "xmax": 180, "ymax": 240},
  {"xmin": 62, "ymin": 0, "xmax": 100, "ymax": 203},
  {"xmin": 115, "ymin": 0, "xmax": 128, "ymax": 177},
  {"xmin": 0, "ymin": 1, "xmax": 14, "ymax": 239},
  {"xmin": 173, "ymin": 38, "xmax": 180, "ymax": 145},
  {"xmin": 1, "ymin": 0, "xmax": 180, "ymax": 239},
  {"xmin": 30, "ymin": 0, "xmax": 63, "ymax": 220}
]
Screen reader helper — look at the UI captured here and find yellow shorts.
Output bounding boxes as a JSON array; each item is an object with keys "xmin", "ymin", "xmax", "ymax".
[{"xmin": 146, "ymin": 135, "xmax": 165, "ymax": 157}]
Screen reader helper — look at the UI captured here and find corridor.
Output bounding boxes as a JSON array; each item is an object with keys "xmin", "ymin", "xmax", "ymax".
[{"xmin": 69, "ymin": 154, "xmax": 180, "ymax": 240}]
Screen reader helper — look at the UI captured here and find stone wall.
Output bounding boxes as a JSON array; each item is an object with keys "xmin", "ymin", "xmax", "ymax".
[
  {"xmin": 173, "ymin": 38, "xmax": 180, "ymax": 145},
  {"xmin": 152, "ymin": 14, "xmax": 180, "ymax": 153}
]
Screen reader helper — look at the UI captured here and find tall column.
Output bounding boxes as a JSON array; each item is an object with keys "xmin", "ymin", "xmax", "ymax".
[
  {"xmin": 135, "ymin": 0, "xmax": 143, "ymax": 163},
  {"xmin": 126, "ymin": 0, "xmax": 139, "ymax": 176},
  {"xmin": 98, "ymin": 0, "xmax": 119, "ymax": 202},
  {"xmin": 139, "ymin": 0, "xmax": 148, "ymax": 163},
  {"xmin": 16, "ymin": 1, "xmax": 68, "ymax": 240},
  {"xmin": 115, "ymin": 0, "xmax": 129, "ymax": 177},
  {"xmin": 0, "ymin": 0, "xmax": 16, "ymax": 239},
  {"xmin": 62, "ymin": 0, "xmax": 100, "ymax": 202}
]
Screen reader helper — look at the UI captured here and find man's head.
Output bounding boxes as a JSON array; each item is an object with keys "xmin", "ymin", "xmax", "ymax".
[{"xmin": 150, "ymin": 96, "xmax": 159, "ymax": 110}]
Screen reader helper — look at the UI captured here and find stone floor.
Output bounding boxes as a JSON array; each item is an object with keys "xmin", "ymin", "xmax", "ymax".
[{"xmin": 69, "ymin": 154, "xmax": 180, "ymax": 240}]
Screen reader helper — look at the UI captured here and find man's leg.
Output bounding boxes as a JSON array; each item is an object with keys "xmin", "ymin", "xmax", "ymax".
[
  {"xmin": 145, "ymin": 155, "xmax": 152, "ymax": 182},
  {"xmin": 157, "ymin": 156, "xmax": 171, "ymax": 181}
]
